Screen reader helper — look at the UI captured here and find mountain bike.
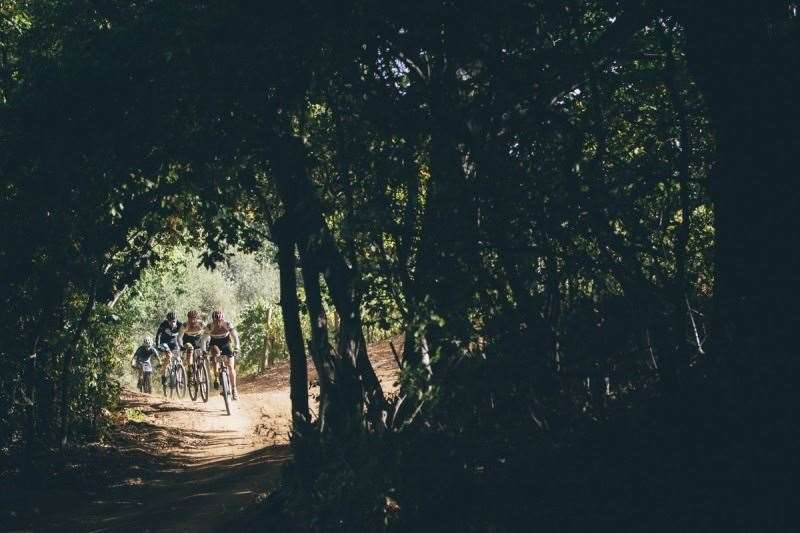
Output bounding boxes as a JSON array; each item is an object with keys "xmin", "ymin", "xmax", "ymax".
[
  {"xmin": 215, "ymin": 354, "xmax": 233, "ymax": 415},
  {"xmin": 188, "ymin": 348, "xmax": 210, "ymax": 403},
  {"xmin": 136, "ymin": 358, "xmax": 154, "ymax": 394},
  {"xmin": 162, "ymin": 347, "xmax": 186, "ymax": 399}
]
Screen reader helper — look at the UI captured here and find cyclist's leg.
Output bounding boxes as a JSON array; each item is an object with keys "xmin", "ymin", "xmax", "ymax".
[
  {"xmin": 228, "ymin": 355, "xmax": 238, "ymax": 399},
  {"xmin": 184, "ymin": 347, "xmax": 194, "ymax": 382},
  {"xmin": 211, "ymin": 351, "xmax": 220, "ymax": 389}
]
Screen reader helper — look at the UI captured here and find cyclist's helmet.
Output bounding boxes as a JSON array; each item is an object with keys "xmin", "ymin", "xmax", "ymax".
[
  {"xmin": 184, "ymin": 342, "xmax": 194, "ymax": 351},
  {"xmin": 187, "ymin": 309, "xmax": 199, "ymax": 321},
  {"xmin": 166, "ymin": 311, "xmax": 177, "ymax": 321},
  {"xmin": 142, "ymin": 336, "xmax": 153, "ymax": 348},
  {"xmin": 212, "ymin": 310, "xmax": 224, "ymax": 322}
]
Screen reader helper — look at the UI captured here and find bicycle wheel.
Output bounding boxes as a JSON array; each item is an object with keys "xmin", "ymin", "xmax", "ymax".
[
  {"xmin": 169, "ymin": 369, "xmax": 176, "ymax": 398},
  {"xmin": 175, "ymin": 365, "xmax": 187, "ymax": 399},
  {"xmin": 143, "ymin": 373, "xmax": 152, "ymax": 394},
  {"xmin": 198, "ymin": 363, "xmax": 209, "ymax": 403},
  {"xmin": 162, "ymin": 372, "xmax": 168, "ymax": 396},
  {"xmin": 220, "ymin": 369, "xmax": 231, "ymax": 415},
  {"xmin": 188, "ymin": 365, "xmax": 199, "ymax": 401}
]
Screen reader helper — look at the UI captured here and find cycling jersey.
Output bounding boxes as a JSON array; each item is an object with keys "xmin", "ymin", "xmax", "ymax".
[
  {"xmin": 155, "ymin": 319, "xmax": 183, "ymax": 350},
  {"xmin": 180, "ymin": 320, "xmax": 207, "ymax": 350},
  {"xmin": 134, "ymin": 345, "xmax": 158, "ymax": 364}
]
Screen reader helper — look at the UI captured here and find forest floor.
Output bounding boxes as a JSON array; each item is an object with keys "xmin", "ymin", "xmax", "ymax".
[{"xmin": 1, "ymin": 337, "xmax": 400, "ymax": 532}]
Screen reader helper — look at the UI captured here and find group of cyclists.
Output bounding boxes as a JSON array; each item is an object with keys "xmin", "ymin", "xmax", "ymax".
[{"xmin": 132, "ymin": 308, "xmax": 242, "ymax": 400}]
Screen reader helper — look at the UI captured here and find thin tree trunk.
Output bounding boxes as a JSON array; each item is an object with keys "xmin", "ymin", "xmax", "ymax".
[
  {"xmin": 261, "ymin": 307, "xmax": 272, "ymax": 372},
  {"xmin": 299, "ymin": 251, "xmax": 340, "ymax": 433},
  {"xmin": 275, "ymin": 221, "xmax": 310, "ymax": 435}
]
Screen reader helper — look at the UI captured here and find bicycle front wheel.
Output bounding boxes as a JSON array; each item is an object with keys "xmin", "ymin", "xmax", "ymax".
[
  {"xmin": 143, "ymin": 373, "xmax": 152, "ymax": 394},
  {"xmin": 188, "ymin": 365, "xmax": 199, "ymax": 401},
  {"xmin": 175, "ymin": 365, "xmax": 187, "ymax": 399},
  {"xmin": 198, "ymin": 363, "xmax": 209, "ymax": 403},
  {"xmin": 220, "ymin": 370, "xmax": 231, "ymax": 415}
]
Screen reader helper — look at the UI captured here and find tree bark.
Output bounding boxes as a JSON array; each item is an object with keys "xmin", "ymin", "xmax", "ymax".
[
  {"xmin": 267, "ymin": 121, "xmax": 385, "ymax": 424},
  {"xmin": 300, "ymin": 250, "xmax": 346, "ymax": 433},
  {"xmin": 275, "ymin": 220, "xmax": 310, "ymax": 435},
  {"xmin": 260, "ymin": 307, "xmax": 272, "ymax": 372}
]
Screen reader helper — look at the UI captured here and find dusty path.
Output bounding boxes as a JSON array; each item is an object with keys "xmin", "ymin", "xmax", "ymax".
[
  {"xmin": 22, "ymin": 383, "xmax": 294, "ymax": 532},
  {"xmin": 2, "ymin": 338, "xmax": 399, "ymax": 531}
]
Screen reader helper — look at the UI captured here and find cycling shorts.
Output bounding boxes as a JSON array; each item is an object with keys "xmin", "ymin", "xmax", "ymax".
[{"xmin": 210, "ymin": 337, "xmax": 234, "ymax": 357}]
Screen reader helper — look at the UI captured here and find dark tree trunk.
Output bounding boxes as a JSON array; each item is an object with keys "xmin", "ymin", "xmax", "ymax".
[
  {"xmin": 299, "ymin": 250, "xmax": 340, "ymax": 432},
  {"xmin": 658, "ymin": 6, "xmax": 799, "ymax": 528},
  {"xmin": 275, "ymin": 220, "xmax": 310, "ymax": 435},
  {"xmin": 677, "ymin": 3, "xmax": 800, "ymax": 394},
  {"xmin": 412, "ymin": 81, "xmax": 481, "ymax": 374},
  {"xmin": 267, "ymin": 123, "xmax": 385, "ymax": 425}
]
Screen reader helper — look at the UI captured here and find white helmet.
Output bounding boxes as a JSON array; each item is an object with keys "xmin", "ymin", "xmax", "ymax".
[{"xmin": 142, "ymin": 336, "xmax": 153, "ymax": 348}]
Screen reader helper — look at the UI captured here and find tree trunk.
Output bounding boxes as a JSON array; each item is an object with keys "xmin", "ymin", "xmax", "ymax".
[
  {"xmin": 678, "ymin": 4, "xmax": 800, "ymax": 393},
  {"xmin": 267, "ymin": 122, "xmax": 385, "ymax": 424},
  {"xmin": 275, "ymin": 220, "xmax": 310, "ymax": 436},
  {"xmin": 261, "ymin": 307, "xmax": 272, "ymax": 372},
  {"xmin": 299, "ymin": 251, "xmax": 343, "ymax": 433}
]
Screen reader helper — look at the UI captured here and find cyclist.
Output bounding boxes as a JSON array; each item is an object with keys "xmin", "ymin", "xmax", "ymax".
[
  {"xmin": 155, "ymin": 311, "xmax": 183, "ymax": 354},
  {"xmin": 131, "ymin": 336, "xmax": 158, "ymax": 390},
  {"xmin": 207, "ymin": 309, "xmax": 241, "ymax": 400},
  {"xmin": 179, "ymin": 309, "xmax": 207, "ymax": 368}
]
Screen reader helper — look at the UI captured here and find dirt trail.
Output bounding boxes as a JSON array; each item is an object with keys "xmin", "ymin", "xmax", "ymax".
[
  {"xmin": 18, "ymin": 384, "xmax": 294, "ymax": 532},
  {"xmin": 2, "ymin": 338, "xmax": 400, "ymax": 532}
]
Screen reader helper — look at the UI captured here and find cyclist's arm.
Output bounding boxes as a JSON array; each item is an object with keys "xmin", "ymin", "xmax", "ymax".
[
  {"xmin": 228, "ymin": 322, "xmax": 241, "ymax": 352},
  {"xmin": 177, "ymin": 325, "xmax": 185, "ymax": 346},
  {"xmin": 200, "ymin": 325, "xmax": 211, "ymax": 351},
  {"xmin": 154, "ymin": 324, "xmax": 163, "ymax": 347}
]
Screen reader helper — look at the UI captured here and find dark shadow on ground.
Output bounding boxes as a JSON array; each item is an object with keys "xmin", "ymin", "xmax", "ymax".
[{"xmin": 1, "ymin": 413, "xmax": 290, "ymax": 532}]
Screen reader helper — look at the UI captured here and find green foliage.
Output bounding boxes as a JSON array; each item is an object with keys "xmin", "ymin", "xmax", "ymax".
[
  {"xmin": 115, "ymin": 247, "xmax": 279, "ymax": 342},
  {"xmin": 236, "ymin": 301, "xmax": 286, "ymax": 376}
]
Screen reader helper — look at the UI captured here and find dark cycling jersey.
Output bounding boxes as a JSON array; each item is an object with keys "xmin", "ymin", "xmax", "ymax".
[
  {"xmin": 134, "ymin": 345, "xmax": 158, "ymax": 364},
  {"xmin": 155, "ymin": 320, "xmax": 183, "ymax": 350}
]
